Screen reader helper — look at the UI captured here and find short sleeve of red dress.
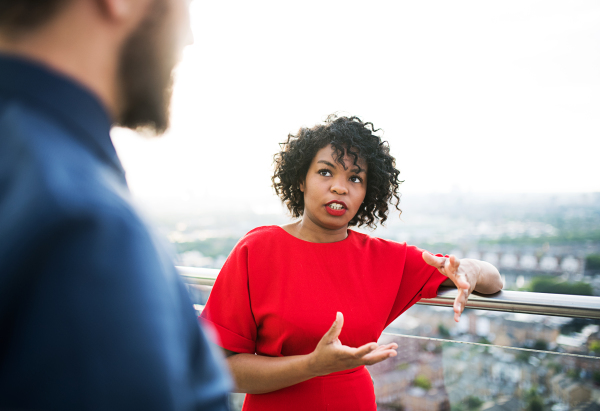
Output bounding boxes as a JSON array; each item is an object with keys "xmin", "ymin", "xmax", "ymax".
[
  {"xmin": 383, "ymin": 245, "xmax": 448, "ymax": 328},
  {"xmin": 200, "ymin": 241, "xmax": 257, "ymax": 354}
]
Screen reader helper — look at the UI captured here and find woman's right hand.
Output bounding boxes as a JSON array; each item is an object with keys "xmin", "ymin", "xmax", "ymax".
[{"xmin": 306, "ymin": 312, "xmax": 398, "ymax": 377}]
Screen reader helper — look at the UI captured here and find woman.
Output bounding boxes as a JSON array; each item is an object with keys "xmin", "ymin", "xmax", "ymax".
[{"xmin": 200, "ymin": 115, "xmax": 503, "ymax": 410}]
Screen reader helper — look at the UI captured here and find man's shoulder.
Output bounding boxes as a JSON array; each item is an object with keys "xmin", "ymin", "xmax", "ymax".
[
  {"xmin": 1, "ymin": 97, "xmax": 76, "ymax": 146},
  {"xmin": 1, "ymin": 102, "xmax": 126, "ymax": 210},
  {"xmin": 1, "ymin": 97, "xmax": 103, "ymax": 168},
  {"xmin": 0, "ymin": 100, "xmax": 139, "ymax": 245}
]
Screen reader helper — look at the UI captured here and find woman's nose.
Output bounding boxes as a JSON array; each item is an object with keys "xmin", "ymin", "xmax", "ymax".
[{"xmin": 331, "ymin": 183, "xmax": 348, "ymax": 195}]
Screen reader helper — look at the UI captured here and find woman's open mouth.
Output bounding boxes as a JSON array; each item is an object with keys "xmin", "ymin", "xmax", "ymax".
[{"xmin": 325, "ymin": 201, "xmax": 347, "ymax": 216}]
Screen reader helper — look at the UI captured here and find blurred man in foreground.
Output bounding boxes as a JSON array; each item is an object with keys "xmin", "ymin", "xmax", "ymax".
[{"xmin": 0, "ymin": 0, "xmax": 230, "ymax": 409}]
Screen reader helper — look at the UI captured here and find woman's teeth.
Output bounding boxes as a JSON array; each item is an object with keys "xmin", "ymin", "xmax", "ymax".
[{"xmin": 328, "ymin": 203, "xmax": 343, "ymax": 210}]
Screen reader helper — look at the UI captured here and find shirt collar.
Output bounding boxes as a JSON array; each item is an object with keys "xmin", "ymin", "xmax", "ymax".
[{"xmin": 0, "ymin": 53, "xmax": 126, "ymax": 178}]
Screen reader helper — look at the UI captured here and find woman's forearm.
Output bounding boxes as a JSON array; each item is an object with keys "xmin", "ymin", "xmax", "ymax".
[
  {"xmin": 441, "ymin": 259, "xmax": 503, "ymax": 294},
  {"xmin": 226, "ymin": 352, "xmax": 317, "ymax": 394},
  {"xmin": 468, "ymin": 258, "xmax": 503, "ymax": 294},
  {"xmin": 224, "ymin": 313, "xmax": 399, "ymax": 394}
]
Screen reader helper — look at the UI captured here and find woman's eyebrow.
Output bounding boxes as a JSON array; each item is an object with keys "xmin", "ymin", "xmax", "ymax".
[
  {"xmin": 318, "ymin": 159, "xmax": 366, "ymax": 173},
  {"xmin": 317, "ymin": 160, "xmax": 336, "ymax": 168}
]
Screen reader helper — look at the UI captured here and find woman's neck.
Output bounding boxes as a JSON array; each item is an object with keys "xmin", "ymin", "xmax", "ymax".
[{"xmin": 281, "ymin": 218, "xmax": 348, "ymax": 243}]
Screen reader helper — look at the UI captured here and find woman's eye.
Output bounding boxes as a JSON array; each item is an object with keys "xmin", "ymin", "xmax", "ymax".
[
  {"xmin": 318, "ymin": 169, "xmax": 332, "ymax": 177},
  {"xmin": 350, "ymin": 176, "xmax": 362, "ymax": 183}
]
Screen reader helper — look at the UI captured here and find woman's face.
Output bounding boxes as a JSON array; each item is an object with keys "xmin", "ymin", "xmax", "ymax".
[{"xmin": 300, "ymin": 145, "xmax": 368, "ymax": 231}]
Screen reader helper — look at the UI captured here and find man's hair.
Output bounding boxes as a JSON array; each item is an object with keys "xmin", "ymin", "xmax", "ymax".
[
  {"xmin": 0, "ymin": 0, "xmax": 71, "ymax": 36},
  {"xmin": 272, "ymin": 114, "xmax": 403, "ymax": 229},
  {"xmin": 0, "ymin": 0, "xmax": 176, "ymax": 134}
]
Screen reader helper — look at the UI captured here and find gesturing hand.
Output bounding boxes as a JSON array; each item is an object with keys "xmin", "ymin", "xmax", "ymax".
[
  {"xmin": 307, "ymin": 312, "xmax": 398, "ymax": 377},
  {"xmin": 422, "ymin": 252, "xmax": 479, "ymax": 322}
]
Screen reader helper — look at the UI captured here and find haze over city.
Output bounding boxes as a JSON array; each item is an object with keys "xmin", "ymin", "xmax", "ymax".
[{"xmin": 112, "ymin": 0, "xmax": 600, "ymax": 215}]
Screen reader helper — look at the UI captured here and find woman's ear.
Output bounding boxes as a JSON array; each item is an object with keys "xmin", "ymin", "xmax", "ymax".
[{"xmin": 299, "ymin": 180, "xmax": 304, "ymax": 193}]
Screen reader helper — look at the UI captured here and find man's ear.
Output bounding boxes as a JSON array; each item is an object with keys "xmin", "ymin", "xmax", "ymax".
[{"xmin": 95, "ymin": 0, "xmax": 149, "ymax": 22}]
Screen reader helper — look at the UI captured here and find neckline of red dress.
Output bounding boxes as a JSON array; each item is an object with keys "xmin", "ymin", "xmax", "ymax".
[{"xmin": 274, "ymin": 225, "xmax": 355, "ymax": 245}]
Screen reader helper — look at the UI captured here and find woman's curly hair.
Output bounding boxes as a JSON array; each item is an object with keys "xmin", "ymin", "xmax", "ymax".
[{"xmin": 272, "ymin": 114, "xmax": 402, "ymax": 228}]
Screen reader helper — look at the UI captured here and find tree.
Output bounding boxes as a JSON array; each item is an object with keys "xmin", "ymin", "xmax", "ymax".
[
  {"xmin": 567, "ymin": 368, "xmax": 581, "ymax": 381},
  {"xmin": 466, "ymin": 396, "xmax": 483, "ymax": 410},
  {"xmin": 524, "ymin": 387, "xmax": 544, "ymax": 411},
  {"xmin": 548, "ymin": 362, "xmax": 562, "ymax": 374},
  {"xmin": 586, "ymin": 254, "xmax": 600, "ymax": 271},
  {"xmin": 593, "ymin": 370, "xmax": 600, "ymax": 385},
  {"xmin": 529, "ymin": 277, "xmax": 592, "ymax": 296},
  {"xmin": 413, "ymin": 375, "xmax": 431, "ymax": 391},
  {"xmin": 478, "ymin": 337, "xmax": 492, "ymax": 345},
  {"xmin": 561, "ymin": 318, "xmax": 600, "ymax": 335},
  {"xmin": 517, "ymin": 351, "xmax": 531, "ymax": 363},
  {"xmin": 438, "ymin": 324, "xmax": 450, "ymax": 338},
  {"xmin": 526, "ymin": 397, "xmax": 543, "ymax": 411}
]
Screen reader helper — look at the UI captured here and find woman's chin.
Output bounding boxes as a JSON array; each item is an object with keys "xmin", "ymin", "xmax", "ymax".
[{"xmin": 318, "ymin": 217, "xmax": 351, "ymax": 231}]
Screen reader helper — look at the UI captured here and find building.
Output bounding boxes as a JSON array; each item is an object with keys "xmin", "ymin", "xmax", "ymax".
[{"xmin": 551, "ymin": 374, "xmax": 592, "ymax": 408}]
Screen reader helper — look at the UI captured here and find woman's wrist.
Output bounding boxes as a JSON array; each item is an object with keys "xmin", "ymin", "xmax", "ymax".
[
  {"xmin": 304, "ymin": 351, "xmax": 323, "ymax": 378},
  {"xmin": 458, "ymin": 258, "xmax": 481, "ymax": 286}
]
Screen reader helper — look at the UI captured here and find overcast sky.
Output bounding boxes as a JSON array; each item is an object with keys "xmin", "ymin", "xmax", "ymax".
[{"xmin": 112, "ymin": 0, "xmax": 600, "ymax": 213}]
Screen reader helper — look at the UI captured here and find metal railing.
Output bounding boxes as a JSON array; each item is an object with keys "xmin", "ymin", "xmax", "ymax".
[{"xmin": 177, "ymin": 266, "xmax": 600, "ymax": 320}]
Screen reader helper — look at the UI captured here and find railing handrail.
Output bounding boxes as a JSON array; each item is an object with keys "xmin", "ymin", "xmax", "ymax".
[{"xmin": 177, "ymin": 266, "xmax": 600, "ymax": 320}]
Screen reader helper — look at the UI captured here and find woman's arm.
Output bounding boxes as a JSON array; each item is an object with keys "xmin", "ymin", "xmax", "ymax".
[
  {"xmin": 222, "ymin": 312, "xmax": 398, "ymax": 394},
  {"xmin": 423, "ymin": 253, "xmax": 503, "ymax": 322},
  {"xmin": 223, "ymin": 350, "xmax": 314, "ymax": 394},
  {"xmin": 440, "ymin": 258, "xmax": 503, "ymax": 294},
  {"xmin": 463, "ymin": 258, "xmax": 503, "ymax": 294}
]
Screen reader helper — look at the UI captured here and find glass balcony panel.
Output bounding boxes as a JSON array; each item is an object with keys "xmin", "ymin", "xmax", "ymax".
[{"xmin": 372, "ymin": 304, "xmax": 600, "ymax": 411}]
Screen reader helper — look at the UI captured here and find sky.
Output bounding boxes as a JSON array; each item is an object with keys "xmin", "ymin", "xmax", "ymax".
[{"xmin": 112, "ymin": 0, "xmax": 600, "ymax": 213}]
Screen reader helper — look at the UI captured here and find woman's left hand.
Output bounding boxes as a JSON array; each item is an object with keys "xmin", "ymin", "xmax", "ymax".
[{"xmin": 422, "ymin": 253, "xmax": 481, "ymax": 322}]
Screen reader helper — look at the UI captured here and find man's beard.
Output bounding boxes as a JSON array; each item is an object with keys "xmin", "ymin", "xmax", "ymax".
[{"xmin": 116, "ymin": 0, "xmax": 175, "ymax": 134}]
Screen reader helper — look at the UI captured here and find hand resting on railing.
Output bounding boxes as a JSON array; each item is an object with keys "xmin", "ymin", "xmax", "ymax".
[{"xmin": 423, "ymin": 253, "xmax": 504, "ymax": 322}]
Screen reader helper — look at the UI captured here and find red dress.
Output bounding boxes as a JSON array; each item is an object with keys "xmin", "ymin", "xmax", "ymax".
[{"xmin": 200, "ymin": 226, "xmax": 447, "ymax": 411}]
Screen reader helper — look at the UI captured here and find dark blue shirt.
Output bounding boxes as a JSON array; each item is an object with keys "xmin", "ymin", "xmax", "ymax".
[{"xmin": 0, "ymin": 55, "xmax": 231, "ymax": 410}]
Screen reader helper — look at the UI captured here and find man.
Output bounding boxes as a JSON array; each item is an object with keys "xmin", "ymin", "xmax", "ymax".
[{"xmin": 0, "ymin": 0, "xmax": 230, "ymax": 409}]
